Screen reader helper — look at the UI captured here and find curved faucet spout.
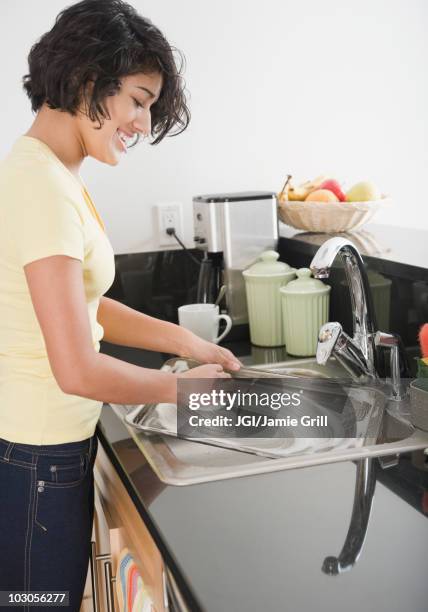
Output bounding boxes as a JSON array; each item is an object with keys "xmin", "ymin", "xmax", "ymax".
[
  {"xmin": 310, "ymin": 237, "xmax": 365, "ymax": 277},
  {"xmin": 310, "ymin": 237, "xmax": 378, "ymax": 379},
  {"xmin": 322, "ymin": 458, "xmax": 377, "ymax": 575}
]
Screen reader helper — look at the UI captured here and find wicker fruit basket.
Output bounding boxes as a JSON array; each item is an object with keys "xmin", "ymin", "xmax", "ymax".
[{"xmin": 278, "ymin": 196, "xmax": 390, "ymax": 233}]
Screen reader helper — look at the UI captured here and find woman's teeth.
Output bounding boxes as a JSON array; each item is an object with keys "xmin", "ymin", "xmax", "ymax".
[{"xmin": 117, "ymin": 130, "xmax": 132, "ymax": 151}]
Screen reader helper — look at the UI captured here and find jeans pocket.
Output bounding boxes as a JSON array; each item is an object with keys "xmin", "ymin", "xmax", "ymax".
[{"xmin": 47, "ymin": 452, "xmax": 89, "ymax": 487}]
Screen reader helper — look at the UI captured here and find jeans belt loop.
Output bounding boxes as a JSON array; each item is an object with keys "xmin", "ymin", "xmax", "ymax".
[
  {"xmin": 88, "ymin": 435, "xmax": 93, "ymax": 459},
  {"xmin": 3, "ymin": 442, "xmax": 15, "ymax": 462}
]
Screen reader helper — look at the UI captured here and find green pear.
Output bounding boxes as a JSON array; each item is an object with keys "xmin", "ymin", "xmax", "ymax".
[{"xmin": 346, "ymin": 181, "xmax": 380, "ymax": 202}]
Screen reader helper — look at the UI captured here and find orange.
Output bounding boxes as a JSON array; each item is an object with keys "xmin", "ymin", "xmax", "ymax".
[{"xmin": 305, "ymin": 189, "xmax": 339, "ymax": 203}]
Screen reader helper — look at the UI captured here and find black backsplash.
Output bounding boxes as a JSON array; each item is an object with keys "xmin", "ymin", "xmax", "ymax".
[
  {"xmin": 105, "ymin": 248, "xmax": 204, "ymax": 322},
  {"xmin": 104, "ymin": 225, "xmax": 428, "ymax": 373},
  {"xmin": 277, "ymin": 236, "xmax": 428, "ymax": 353}
]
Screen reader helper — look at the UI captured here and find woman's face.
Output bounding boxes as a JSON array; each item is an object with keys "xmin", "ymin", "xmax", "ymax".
[{"xmin": 77, "ymin": 71, "xmax": 163, "ymax": 165}]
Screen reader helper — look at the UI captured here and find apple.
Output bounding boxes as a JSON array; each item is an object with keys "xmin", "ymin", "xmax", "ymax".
[
  {"xmin": 346, "ymin": 181, "xmax": 380, "ymax": 202},
  {"xmin": 305, "ymin": 189, "xmax": 339, "ymax": 203},
  {"xmin": 318, "ymin": 179, "xmax": 346, "ymax": 202}
]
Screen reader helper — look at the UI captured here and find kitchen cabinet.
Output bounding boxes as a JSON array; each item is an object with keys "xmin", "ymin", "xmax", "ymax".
[{"xmin": 87, "ymin": 440, "xmax": 168, "ymax": 611}]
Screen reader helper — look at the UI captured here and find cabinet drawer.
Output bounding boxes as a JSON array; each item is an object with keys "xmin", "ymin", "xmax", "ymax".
[{"xmin": 94, "ymin": 442, "xmax": 167, "ymax": 611}]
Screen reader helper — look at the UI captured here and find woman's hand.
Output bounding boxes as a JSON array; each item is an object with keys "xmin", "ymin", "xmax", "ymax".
[
  {"xmin": 178, "ymin": 363, "xmax": 231, "ymax": 380},
  {"xmin": 180, "ymin": 334, "xmax": 243, "ymax": 373}
]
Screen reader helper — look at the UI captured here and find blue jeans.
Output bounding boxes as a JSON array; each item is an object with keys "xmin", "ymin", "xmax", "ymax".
[{"xmin": 0, "ymin": 433, "xmax": 98, "ymax": 611}]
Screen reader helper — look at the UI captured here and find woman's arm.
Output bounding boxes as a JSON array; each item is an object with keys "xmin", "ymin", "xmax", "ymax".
[
  {"xmin": 23, "ymin": 256, "xmax": 229, "ymax": 406},
  {"xmin": 97, "ymin": 295, "xmax": 192, "ymax": 355},
  {"xmin": 97, "ymin": 296, "xmax": 243, "ymax": 372}
]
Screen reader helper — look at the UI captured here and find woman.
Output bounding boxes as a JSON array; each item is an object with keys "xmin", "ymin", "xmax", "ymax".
[{"xmin": 0, "ymin": 0, "xmax": 241, "ymax": 608}]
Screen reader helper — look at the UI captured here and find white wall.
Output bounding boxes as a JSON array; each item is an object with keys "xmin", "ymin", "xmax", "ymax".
[{"xmin": 1, "ymin": 0, "xmax": 427, "ymax": 253}]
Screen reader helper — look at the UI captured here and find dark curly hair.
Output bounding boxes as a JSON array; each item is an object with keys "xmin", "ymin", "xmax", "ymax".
[{"xmin": 22, "ymin": 0, "xmax": 190, "ymax": 145}]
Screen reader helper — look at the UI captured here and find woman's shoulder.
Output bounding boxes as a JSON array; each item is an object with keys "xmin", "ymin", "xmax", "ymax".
[
  {"xmin": 2, "ymin": 151, "xmax": 77, "ymax": 194},
  {"xmin": 0, "ymin": 145, "xmax": 84, "ymax": 215}
]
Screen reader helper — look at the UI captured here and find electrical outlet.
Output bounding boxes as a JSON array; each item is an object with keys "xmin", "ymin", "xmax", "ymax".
[{"xmin": 156, "ymin": 202, "xmax": 183, "ymax": 246}]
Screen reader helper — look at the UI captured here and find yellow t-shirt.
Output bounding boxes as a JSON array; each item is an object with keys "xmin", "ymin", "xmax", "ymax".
[{"xmin": 0, "ymin": 135, "xmax": 116, "ymax": 444}]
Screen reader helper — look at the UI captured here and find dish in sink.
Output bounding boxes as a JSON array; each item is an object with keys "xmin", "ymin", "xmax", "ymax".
[
  {"xmin": 108, "ymin": 357, "xmax": 418, "ymax": 483},
  {"xmin": 107, "ymin": 359, "xmax": 428, "ymax": 486},
  {"xmin": 108, "ymin": 357, "xmax": 428, "ymax": 485}
]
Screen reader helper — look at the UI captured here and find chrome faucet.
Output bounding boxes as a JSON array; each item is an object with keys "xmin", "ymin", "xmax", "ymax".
[
  {"xmin": 310, "ymin": 237, "xmax": 407, "ymax": 399},
  {"xmin": 322, "ymin": 457, "xmax": 376, "ymax": 575},
  {"xmin": 310, "ymin": 237, "xmax": 378, "ymax": 382}
]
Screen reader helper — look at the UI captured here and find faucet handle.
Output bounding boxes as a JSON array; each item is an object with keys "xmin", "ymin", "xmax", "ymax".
[
  {"xmin": 316, "ymin": 321, "xmax": 373, "ymax": 381},
  {"xmin": 374, "ymin": 331, "xmax": 408, "ymax": 401},
  {"xmin": 374, "ymin": 331, "xmax": 398, "ymax": 348},
  {"xmin": 316, "ymin": 322, "xmax": 343, "ymax": 365}
]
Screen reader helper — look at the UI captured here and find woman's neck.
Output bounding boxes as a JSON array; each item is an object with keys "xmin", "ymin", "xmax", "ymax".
[{"xmin": 25, "ymin": 105, "xmax": 86, "ymax": 181}]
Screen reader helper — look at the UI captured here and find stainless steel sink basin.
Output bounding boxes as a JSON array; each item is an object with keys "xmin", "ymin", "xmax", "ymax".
[
  {"xmin": 113, "ymin": 357, "xmax": 428, "ymax": 485},
  {"xmin": 246, "ymin": 356, "xmax": 351, "ymax": 379}
]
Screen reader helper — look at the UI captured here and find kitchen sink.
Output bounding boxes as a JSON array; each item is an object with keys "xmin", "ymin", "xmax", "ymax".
[
  {"xmin": 112, "ymin": 357, "xmax": 428, "ymax": 486},
  {"xmin": 247, "ymin": 356, "xmax": 350, "ymax": 379}
]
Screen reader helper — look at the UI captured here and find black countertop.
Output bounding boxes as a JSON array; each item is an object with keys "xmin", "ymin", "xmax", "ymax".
[
  {"xmin": 279, "ymin": 222, "xmax": 428, "ymax": 273},
  {"xmin": 97, "ymin": 340, "xmax": 428, "ymax": 612}
]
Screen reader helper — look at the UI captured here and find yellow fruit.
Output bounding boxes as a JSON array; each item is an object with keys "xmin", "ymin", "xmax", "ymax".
[
  {"xmin": 288, "ymin": 175, "xmax": 331, "ymax": 201},
  {"xmin": 346, "ymin": 181, "xmax": 380, "ymax": 202},
  {"xmin": 305, "ymin": 189, "xmax": 339, "ymax": 203},
  {"xmin": 277, "ymin": 174, "xmax": 292, "ymax": 203},
  {"xmin": 288, "ymin": 183, "xmax": 311, "ymax": 201}
]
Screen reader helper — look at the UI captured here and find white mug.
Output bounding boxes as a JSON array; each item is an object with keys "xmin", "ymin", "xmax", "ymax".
[{"xmin": 178, "ymin": 303, "xmax": 232, "ymax": 344}]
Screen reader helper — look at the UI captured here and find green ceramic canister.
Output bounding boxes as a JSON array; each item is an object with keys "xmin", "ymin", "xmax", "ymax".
[
  {"xmin": 280, "ymin": 268, "xmax": 331, "ymax": 357},
  {"xmin": 243, "ymin": 251, "xmax": 296, "ymax": 347}
]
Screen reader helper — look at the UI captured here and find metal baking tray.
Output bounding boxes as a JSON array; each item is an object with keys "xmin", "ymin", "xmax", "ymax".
[{"xmin": 118, "ymin": 357, "xmax": 385, "ymax": 460}]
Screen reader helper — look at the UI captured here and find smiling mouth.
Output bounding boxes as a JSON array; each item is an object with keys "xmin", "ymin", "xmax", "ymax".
[{"xmin": 116, "ymin": 129, "xmax": 135, "ymax": 151}]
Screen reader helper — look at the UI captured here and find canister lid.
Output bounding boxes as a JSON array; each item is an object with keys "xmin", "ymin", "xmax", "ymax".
[
  {"xmin": 280, "ymin": 268, "xmax": 331, "ymax": 294},
  {"xmin": 243, "ymin": 251, "xmax": 295, "ymax": 277}
]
